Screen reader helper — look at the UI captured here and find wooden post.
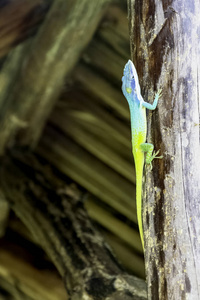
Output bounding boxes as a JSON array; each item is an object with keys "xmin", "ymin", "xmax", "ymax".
[{"xmin": 128, "ymin": 0, "xmax": 200, "ymax": 299}]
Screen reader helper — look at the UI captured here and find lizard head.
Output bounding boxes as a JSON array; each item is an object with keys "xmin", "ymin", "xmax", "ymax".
[{"xmin": 122, "ymin": 60, "xmax": 143, "ymax": 103}]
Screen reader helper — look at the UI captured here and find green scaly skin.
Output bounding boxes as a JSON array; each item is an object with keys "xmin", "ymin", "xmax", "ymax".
[{"xmin": 122, "ymin": 60, "xmax": 162, "ymax": 249}]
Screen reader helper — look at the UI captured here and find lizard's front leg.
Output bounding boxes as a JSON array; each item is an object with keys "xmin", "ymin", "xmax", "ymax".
[{"xmin": 142, "ymin": 89, "xmax": 162, "ymax": 110}]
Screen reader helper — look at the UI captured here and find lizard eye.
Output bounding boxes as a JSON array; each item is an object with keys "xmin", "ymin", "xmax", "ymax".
[{"xmin": 126, "ymin": 87, "xmax": 132, "ymax": 94}]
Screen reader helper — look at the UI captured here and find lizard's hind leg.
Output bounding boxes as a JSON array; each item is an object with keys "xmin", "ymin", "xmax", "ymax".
[{"xmin": 140, "ymin": 143, "xmax": 162, "ymax": 167}]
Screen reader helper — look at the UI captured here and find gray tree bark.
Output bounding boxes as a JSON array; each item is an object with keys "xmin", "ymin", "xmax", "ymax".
[{"xmin": 128, "ymin": 0, "xmax": 200, "ymax": 299}]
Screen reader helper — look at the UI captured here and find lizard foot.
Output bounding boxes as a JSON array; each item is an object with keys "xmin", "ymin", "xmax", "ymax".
[{"xmin": 146, "ymin": 150, "xmax": 163, "ymax": 170}]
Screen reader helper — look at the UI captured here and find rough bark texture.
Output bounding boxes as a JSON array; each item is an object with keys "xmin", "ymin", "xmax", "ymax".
[
  {"xmin": 128, "ymin": 0, "xmax": 200, "ymax": 299},
  {"xmin": 0, "ymin": 151, "xmax": 147, "ymax": 300}
]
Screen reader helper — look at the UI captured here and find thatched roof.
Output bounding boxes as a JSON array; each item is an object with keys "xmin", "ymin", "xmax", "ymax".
[{"xmin": 0, "ymin": 1, "xmax": 145, "ymax": 299}]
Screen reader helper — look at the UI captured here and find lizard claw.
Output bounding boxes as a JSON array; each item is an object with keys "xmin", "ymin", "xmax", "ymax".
[
  {"xmin": 152, "ymin": 150, "xmax": 163, "ymax": 160},
  {"xmin": 156, "ymin": 89, "xmax": 162, "ymax": 98},
  {"xmin": 147, "ymin": 150, "xmax": 163, "ymax": 165}
]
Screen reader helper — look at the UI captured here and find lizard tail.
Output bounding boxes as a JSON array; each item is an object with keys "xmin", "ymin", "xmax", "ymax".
[{"xmin": 134, "ymin": 153, "xmax": 144, "ymax": 249}]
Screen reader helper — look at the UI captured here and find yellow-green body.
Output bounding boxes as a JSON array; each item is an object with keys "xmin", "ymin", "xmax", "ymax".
[
  {"xmin": 131, "ymin": 101, "xmax": 146, "ymax": 248},
  {"xmin": 122, "ymin": 60, "xmax": 161, "ymax": 249}
]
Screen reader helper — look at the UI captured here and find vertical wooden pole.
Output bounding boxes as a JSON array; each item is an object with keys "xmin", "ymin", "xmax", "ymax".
[{"xmin": 128, "ymin": 0, "xmax": 200, "ymax": 298}]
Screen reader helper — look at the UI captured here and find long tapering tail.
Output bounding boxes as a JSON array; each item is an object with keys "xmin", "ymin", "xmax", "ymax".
[{"xmin": 134, "ymin": 152, "xmax": 144, "ymax": 249}]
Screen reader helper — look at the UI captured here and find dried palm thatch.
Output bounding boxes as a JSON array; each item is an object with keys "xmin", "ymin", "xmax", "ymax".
[{"xmin": 0, "ymin": 0, "xmax": 145, "ymax": 299}]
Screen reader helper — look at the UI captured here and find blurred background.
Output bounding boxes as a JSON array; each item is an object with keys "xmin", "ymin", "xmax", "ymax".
[{"xmin": 0, "ymin": 0, "xmax": 145, "ymax": 299}]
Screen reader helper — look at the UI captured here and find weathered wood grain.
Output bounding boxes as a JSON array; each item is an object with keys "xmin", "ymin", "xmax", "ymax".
[{"xmin": 128, "ymin": 0, "xmax": 200, "ymax": 299}]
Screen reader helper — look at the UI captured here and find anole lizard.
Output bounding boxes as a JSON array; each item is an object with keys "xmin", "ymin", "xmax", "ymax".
[{"xmin": 122, "ymin": 60, "xmax": 162, "ymax": 249}]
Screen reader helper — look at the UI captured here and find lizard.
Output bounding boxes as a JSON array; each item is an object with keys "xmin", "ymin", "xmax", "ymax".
[{"xmin": 122, "ymin": 60, "xmax": 162, "ymax": 249}]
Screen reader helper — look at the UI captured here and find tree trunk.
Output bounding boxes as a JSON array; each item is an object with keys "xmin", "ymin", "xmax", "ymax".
[{"xmin": 128, "ymin": 0, "xmax": 200, "ymax": 299}]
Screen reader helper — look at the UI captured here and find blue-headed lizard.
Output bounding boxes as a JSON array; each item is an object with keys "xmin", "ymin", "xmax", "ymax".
[{"xmin": 122, "ymin": 60, "xmax": 162, "ymax": 248}]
